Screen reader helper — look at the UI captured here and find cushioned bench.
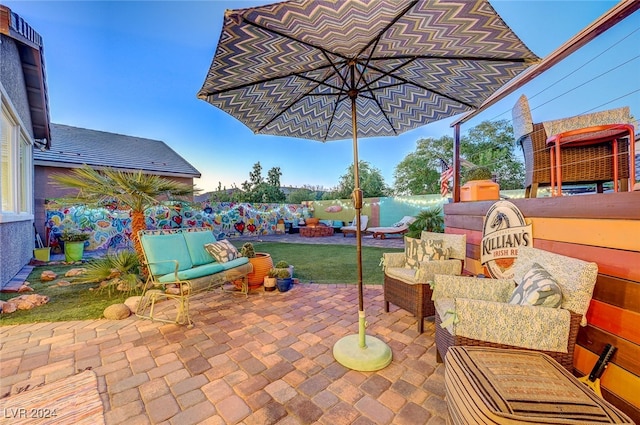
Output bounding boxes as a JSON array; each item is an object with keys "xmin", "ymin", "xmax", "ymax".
[
  {"xmin": 445, "ymin": 346, "xmax": 633, "ymax": 424},
  {"xmin": 136, "ymin": 228, "xmax": 252, "ymax": 327}
]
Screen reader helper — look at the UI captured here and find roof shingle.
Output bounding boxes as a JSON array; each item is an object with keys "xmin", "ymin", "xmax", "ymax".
[{"xmin": 34, "ymin": 124, "xmax": 200, "ymax": 178}]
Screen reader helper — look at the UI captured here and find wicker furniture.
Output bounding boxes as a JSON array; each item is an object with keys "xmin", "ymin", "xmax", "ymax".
[
  {"xmin": 382, "ymin": 231, "xmax": 466, "ymax": 333},
  {"xmin": 512, "ymin": 94, "xmax": 634, "ymax": 197},
  {"xmin": 445, "ymin": 346, "xmax": 634, "ymax": 425},
  {"xmin": 548, "ymin": 123, "xmax": 635, "ymax": 196},
  {"xmin": 432, "ymin": 246, "xmax": 598, "ymax": 371}
]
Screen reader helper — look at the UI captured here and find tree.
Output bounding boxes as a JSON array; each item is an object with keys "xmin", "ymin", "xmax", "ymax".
[
  {"xmin": 51, "ymin": 165, "xmax": 196, "ymax": 271},
  {"xmin": 332, "ymin": 161, "xmax": 389, "ymax": 199},
  {"xmin": 287, "ymin": 189, "xmax": 315, "ymax": 204},
  {"xmin": 237, "ymin": 162, "xmax": 286, "ymax": 203},
  {"xmin": 393, "ymin": 120, "xmax": 524, "ymax": 195},
  {"xmin": 393, "ymin": 135, "xmax": 454, "ymax": 195},
  {"xmin": 460, "ymin": 120, "xmax": 524, "ymax": 189},
  {"xmin": 208, "ymin": 182, "xmax": 236, "ymax": 202}
]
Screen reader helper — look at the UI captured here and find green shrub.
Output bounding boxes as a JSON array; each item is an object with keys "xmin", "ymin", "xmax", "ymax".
[{"xmin": 405, "ymin": 207, "xmax": 444, "ymax": 238}]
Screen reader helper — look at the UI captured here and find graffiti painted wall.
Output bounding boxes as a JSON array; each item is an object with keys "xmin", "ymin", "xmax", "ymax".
[{"xmin": 45, "ymin": 201, "xmax": 307, "ymax": 252}]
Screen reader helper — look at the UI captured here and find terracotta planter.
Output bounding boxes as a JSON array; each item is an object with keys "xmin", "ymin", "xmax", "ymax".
[{"xmin": 247, "ymin": 253, "xmax": 273, "ymax": 288}]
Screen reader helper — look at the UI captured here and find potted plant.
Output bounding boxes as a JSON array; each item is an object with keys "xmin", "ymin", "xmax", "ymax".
[
  {"xmin": 264, "ymin": 268, "xmax": 278, "ymax": 292},
  {"xmin": 275, "ymin": 260, "xmax": 294, "ymax": 279},
  {"xmin": 460, "ymin": 166, "xmax": 499, "ymax": 202},
  {"xmin": 275, "ymin": 268, "xmax": 293, "ymax": 292},
  {"xmin": 240, "ymin": 242, "xmax": 274, "ymax": 289},
  {"xmin": 59, "ymin": 228, "xmax": 91, "ymax": 262}
]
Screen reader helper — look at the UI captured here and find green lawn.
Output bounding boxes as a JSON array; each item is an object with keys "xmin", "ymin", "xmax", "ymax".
[
  {"xmin": 0, "ymin": 243, "xmax": 402, "ymax": 326},
  {"xmin": 238, "ymin": 242, "xmax": 401, "ymax": 285}
]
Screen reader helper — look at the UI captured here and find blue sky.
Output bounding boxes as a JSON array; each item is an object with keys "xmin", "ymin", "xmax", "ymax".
[{"xmin": 5, "ymin": 1, "xmax": 639, "ymax": 193}]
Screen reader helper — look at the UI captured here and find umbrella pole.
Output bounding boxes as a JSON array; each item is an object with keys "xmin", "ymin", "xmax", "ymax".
[{"xmin": 333, "ymin": 68, "xmax": 392, "ymax": 371}]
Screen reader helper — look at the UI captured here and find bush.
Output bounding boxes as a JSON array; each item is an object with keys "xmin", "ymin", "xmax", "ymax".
[{"xmin": 405, "ymin": 207, "xmax": 444, "ymax": 238}]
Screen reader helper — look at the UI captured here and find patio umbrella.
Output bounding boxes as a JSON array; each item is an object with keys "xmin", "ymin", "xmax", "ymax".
[{"xmin": 197, "ymin": 0, "xmax": 538, "ymax": 371}]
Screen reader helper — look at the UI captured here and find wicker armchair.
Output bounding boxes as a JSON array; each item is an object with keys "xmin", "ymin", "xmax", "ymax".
[
  {"xmin": 432, "ymin": 246, "xmax": 598, "ymax": 371},
  {"xmin": 512, "ymin": 95, "xmax": 633, "ymax": 197},
  {"xmin": 382, "ymin": 231, "xmax": 466, "ymax": 333}
]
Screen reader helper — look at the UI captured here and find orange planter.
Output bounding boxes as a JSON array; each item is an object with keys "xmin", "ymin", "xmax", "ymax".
[{"xmin": 247, "ymin": 253, "xmax": 273, "ymax": 288}]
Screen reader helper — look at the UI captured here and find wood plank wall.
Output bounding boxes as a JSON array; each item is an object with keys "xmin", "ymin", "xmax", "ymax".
[{"xmin": 443, "ymin": 191, "xmax": 640, "ymax": 422}]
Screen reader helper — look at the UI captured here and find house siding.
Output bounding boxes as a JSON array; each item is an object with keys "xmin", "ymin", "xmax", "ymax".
[
  {"xmin": 0, "ymin": 36, "xmax": 34, "ymax": 135},
  {"xmin": 0, "ymin": 34, "xmax": 36, "ymax": 288}
]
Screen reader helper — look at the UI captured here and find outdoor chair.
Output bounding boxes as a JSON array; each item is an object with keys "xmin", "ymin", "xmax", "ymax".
[
  {"xmin": 340, "ymin": 215, "xmax": 368, "ymax": 237},
  {"xmin": 432, "ymin": 246, "xmax": 598, "ymax": 371},
  {"xmin": 512, "ymin": 94, "xmax": 633, "ymax": 197},
  {"xmin": 366, "ymin": 215, "xmax": 416, "ymax": 239},
  {"xmin": 382, "ymin": 231, "xmax": 466, "ymax": 333}
]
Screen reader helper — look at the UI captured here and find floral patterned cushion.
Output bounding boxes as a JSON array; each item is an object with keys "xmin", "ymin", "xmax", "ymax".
[
  {"xmin": 204, "ymin": 240, "xmax": 238, "ymax": 263},
  {"xmin": 511, "ymin": 246, "xmax": 598, "ymax": 325},
  {"xmin": 509, "ymin": 263, "xmax": 562, "ymax": 308}
]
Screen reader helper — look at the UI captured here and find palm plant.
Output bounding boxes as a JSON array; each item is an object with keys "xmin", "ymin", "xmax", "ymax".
[
  {"xmin": 76, "ymin": 250, "xmax": 143, "ymax": 296},
  {"xmin": 405, "ymin": 207, "xmax": 444, "ymax": 238},
  {"xmin": 51, "ymin": 166, "xmax": 197, "ymax": 271}
]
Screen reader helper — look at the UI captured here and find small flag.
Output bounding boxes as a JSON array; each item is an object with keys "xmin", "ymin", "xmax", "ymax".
[{"xmin": 440, "ymin": 163, "xmax": 454, "ymax": 197}]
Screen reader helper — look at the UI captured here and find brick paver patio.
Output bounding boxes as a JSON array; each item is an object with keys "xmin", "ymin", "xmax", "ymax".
[{"xmin": 0, "ymin": 283, "xmax": 448, "ymax": 424}]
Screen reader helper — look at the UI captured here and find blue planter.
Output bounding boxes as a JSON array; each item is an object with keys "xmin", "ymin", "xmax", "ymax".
[{"xmin": 276, "ymin": 278, "xmax": 293, "ymax": 292}]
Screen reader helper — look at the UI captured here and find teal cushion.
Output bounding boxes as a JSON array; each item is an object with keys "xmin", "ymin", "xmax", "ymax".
[
  {"xmin": 141, "ymin": 233, "xmax": 192, "ymax": 276},
  {"xmin": 183, "ymin": 231, "xmax": 217, "ymax": 266},
  {"xmin": 509, "ymin": 263, "xmax": 563, "ymax": 308},
  {"xmin": 157, "ymin": 256, "xmax": 249, "ymax": 283}
]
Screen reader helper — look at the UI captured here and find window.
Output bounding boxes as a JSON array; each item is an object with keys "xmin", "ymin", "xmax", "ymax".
[{"xmin": 0, "ymin": 98, "xmax": 33, "ymax": 219}]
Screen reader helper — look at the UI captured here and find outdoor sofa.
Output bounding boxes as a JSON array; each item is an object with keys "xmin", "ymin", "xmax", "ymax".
[{"xmin": 136, "ymin": 228, "xmax": 252, "ymax": 327}]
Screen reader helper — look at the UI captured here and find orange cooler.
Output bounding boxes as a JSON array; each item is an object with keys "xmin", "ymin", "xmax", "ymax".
[{"xmin": 460, "ymin": 180, "xmax": 500, "ymax": 202}]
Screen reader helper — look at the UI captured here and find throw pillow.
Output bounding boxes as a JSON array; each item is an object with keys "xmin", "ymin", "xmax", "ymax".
[
  {"xmin": 404, "ymin": 237, "xmax": 427, "ymax": 269},
  {"xmin": 204, "ymin": 240, "xmax": 238, "ymax": 263},
  {"xmin": 423, "ymin": 239, "xmax": 451, "ymax": 261},
  {"xmin": 508, "ymin": 263, "xmax": 563, "ymax": 308}
]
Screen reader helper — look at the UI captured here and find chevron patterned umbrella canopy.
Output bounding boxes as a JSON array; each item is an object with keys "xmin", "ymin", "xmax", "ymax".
[
  {"xmin": 198, "ymin": 0, "xmax": 538, "ymax": 371},
  {"xmin": 198, "ymin": 0, "xmax": 538, "ymax": 141}
]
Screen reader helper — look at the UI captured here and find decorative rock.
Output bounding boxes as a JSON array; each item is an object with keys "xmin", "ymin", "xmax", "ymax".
[
  {"xmin": 143, "ymin": 289, "xmax": 165, "ymax": 303},
  {"xmin": 18, "ymin": 285, "xmax": 34, "ymax": 293},
  {"xmin": 65, "ymin": 268, "xmax": 87, "ymax": 277},
  {"xmin": 103, "ymin": 303, "xmax": 131, "ymax": 320},
  {"xmin": 40, "ymin": 270, "xmax": 57, "ymax": 281},
  {"xmin": 0, "ymin": 301, "xmax": 17, "ymax": 314},
  {"xmin": 56, "ymin": 280, "xmax": 72, "ymax": 287},
  {"xmin": 124, "ymin": 296, "xmax": 141, "ymax": 313},
  {"xmin": 7, "ymin": 294, "xmax": 50, "ymax": 310}
]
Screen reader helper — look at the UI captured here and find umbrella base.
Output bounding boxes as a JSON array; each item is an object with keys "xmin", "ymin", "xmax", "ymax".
[{"xmin": 333, "ymin": 334, "xmax": 392, "ymax": 371}]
